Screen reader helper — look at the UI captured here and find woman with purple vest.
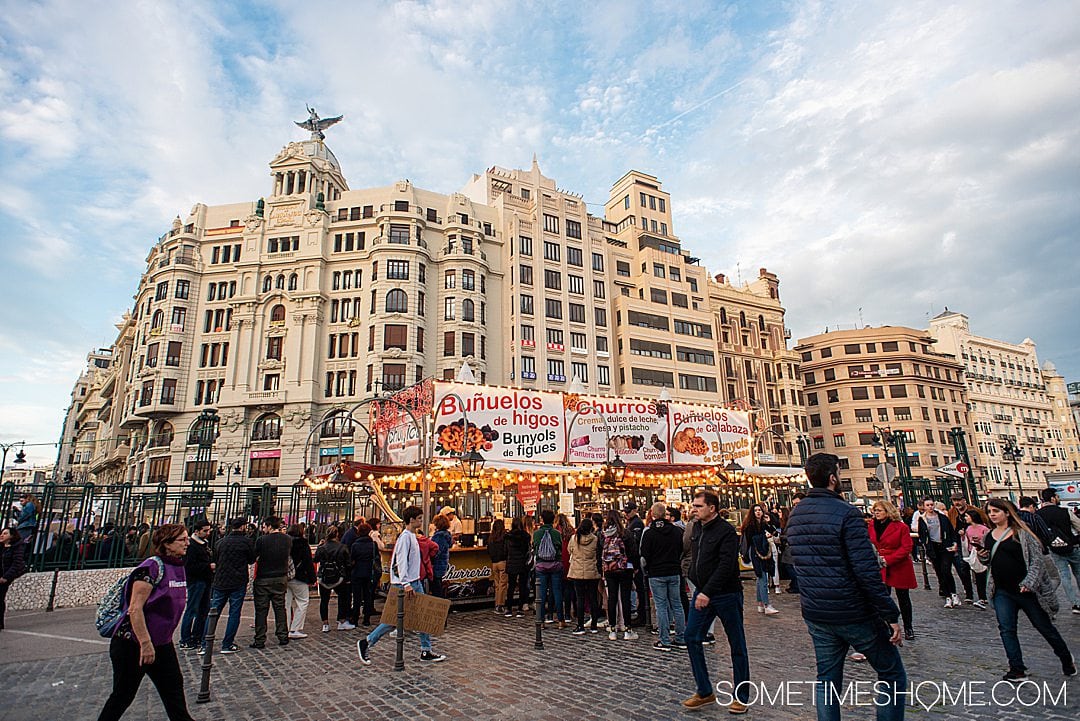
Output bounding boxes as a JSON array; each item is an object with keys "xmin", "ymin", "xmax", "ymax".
[{"xmin": 98, "ymin": 523, "xmax": 195, "ymax": 721}]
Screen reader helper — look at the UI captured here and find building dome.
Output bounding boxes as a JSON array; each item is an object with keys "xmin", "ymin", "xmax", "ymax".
[{"xmin": 1042, "ymin": 360, "xmax": 1056, "ymax": 372}]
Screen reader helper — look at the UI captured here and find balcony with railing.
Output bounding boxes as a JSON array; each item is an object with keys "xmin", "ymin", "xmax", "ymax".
[{"xmin": 245, "ymin": 390, "xmax": 286, "ymax": 405}]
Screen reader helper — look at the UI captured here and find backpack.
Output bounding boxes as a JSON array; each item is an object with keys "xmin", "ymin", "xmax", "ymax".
[
  {"xmin": 318, "ymin": 546, "xmax": 345, "ymax": 588},
  {"xmin": 602, "ymin": 532, "xmax": 628, "ymax": 573},
  {"xmin": 536, "ymin": 529, "xmax": 559, "ymax": 563},
  {"xmin": 95, "ymin": 556, "xmax": 165, "ymax": 638}
]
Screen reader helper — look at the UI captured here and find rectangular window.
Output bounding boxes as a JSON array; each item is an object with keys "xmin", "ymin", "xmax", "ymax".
[
  {"xmin": 545, "ymin": 298, "xmax": 563, "ymax": 319},
  {"xmin": 519, "ymin": 264, "xmax": 534, "ymax": 285},
  {"xmin": 571, "ymin": 361, "xmax": 588, "ymax": 383},
  {"xmin": 855, "ymin": 409, "xmax": 872, "ymax": 423},
  {"xmin": 593, "ymin": 280, "xmax": 606, "ymax": 299},
  {"xmin": 175, "ymin": 279, "xmax": 189, "ymax": 299},
  {"xmin": 830, "ymin": 411, "xmax": 842, "ymax": 425},
  {"xmin": 519, "ymin": 236, "xmax": 533, "ymax": 256},
  {"xmin": 567, "ymin": 247, "xmax": 583, "ymax": 267},
  {"xmin": 598, "ymin": 365, "xmax": 610, "ymax": 385},
  {"xmin": 445, "ymin": 270, "xmax": 456, "ymax": 289},
  {"xmin": 653, "ymin": 264, "xmax": 665, "ymax": 278},
  {"xmin": 543, "ymin": 214, "xmax": 559, "ymax": 234},
  {"xmin": 443, "ymin": 331, "xmax": 455, "ymax": 357},
  {"xmin": 266, "ymin": 336, "xmax": 283, "ymax": 360},
  {"xmin": 631, "ymin": 367, "xmax": 674, "ymax": 388},
  {"xmin": 547, "ymin": 358, "xmax": 565, "ymax": 381},
  {"xmin": 676, "ymin": 346, "xmax": 715, "ymax": 365},
  {"xmin": 543, "ymin": 241, "xmax": 560, "ymax": 262},
  {"xmin": 461, "ymin": 332, "xmax": 475, "ymax": 357},
  {"xmin": 160, "ymin": 378, "xmax": 177, "ymax": 405},
  {"xmin": 570, "ymin": 332, "xmax": 587, "ymax": 352},
  {"xmin": 462, "ymin": 269, "xmax": 475, "ymax": 290},
  {"xmin": 568, "ymin": 275, "xmax": 584, "ymax": 294},
  {"xmin": 165, "ymin": 341, "xmax": 182, "ymax": 366},
  {"xmin": 387, "ymin": 260, "xmax": 409, "ymax": 279},
  {"xmin": 249, "ymin": 456, "xmax": 280, "ymax": 479},
  {"xmin": 384, "ymin": 324, "xmax": 408, "ymax": 350},
  {"xmin": 844, "ymin": 343, "xmax": 861, "ymax": 354},
  {"xmin": 444, "ymin": 298, "xmax": 455, "ymax": 320},
  {"xmin": 565, "ymin": 303, "xmax": 584, "ymax": 324},
  {"xmin": 544, "ymin": 269, "xmax": 562, "ymax": 290},
  {"xmin": 889, "ymin": 384, "xmax": 908, "ymax": 398},
  {"xmin": 565, "ymin": 219, "xmax": 581, "ymax": 239},
  {"xmin": 592, "ymin": 253, "xmax": 604, "ymax": 272},
  {"xmin": 679, "ymin": 374, "xmax": 717, "ymax": 392},
  {"xmin": 155, "ymin": 282, "xmax": 168, "ymax": 301},
  {"xmin": 520, "ymin": 294, "xmax": 534, "ymax": 315},
  {"xmin": 851, "ymin": 387, "xmax": 869, "ymax": 400},
  {"xmin": 833, "ymin": 434, "xmax": 846, "ymax": 447},
  {"xmin": 650, "ymin": 288, "xmax": 668, "ymax": 304}
]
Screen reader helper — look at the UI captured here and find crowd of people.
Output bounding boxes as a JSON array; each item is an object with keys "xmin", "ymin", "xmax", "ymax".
[{"xmin": 4, "ymin": 453, "xmax": 1077, "ymax": 719}]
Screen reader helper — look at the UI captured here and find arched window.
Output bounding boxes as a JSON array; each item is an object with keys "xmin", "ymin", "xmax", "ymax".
[
  {"xmin": 187, "ymin": 416, "xmax": 219, "ymax": 445},
  {"xmin": 320, "ymin": 410, "xmax": 354, "ymax": 438},
  {"xmin": 276, "ymin": 274, "xmax": 285, "ymax": 290},
  {"xmin": 385, "ymin": 289, "xmax": 408, "ymax": 313},
  {"xmin": 719, "ymin": 307, "xmax": 728, "ymax": 325},
  {"xmin": 252, "ymin": 413, "xmax": 282, "ymax": 442},
  {"xmin": 288, "ymin": 273, "xmax": 298, "ymax": 291},
  {"xmin": 270, "ymin": 304, "xmax": 286, "ymax": 323},
  {"xmin": 758, "ymin": 314, "xmax": 766, "ymax": 331},
  {"xmin": 150, "ymin": 309, "xmax": 164, "ymax": 331},
  {"xmin": 739, "ymin": 311, "xmax": 747, "ymax": 328},
  {"xmin": 262, "ymin": 275, "xmax": 272, "ymax": 293},
  {"xmin": 462, "ymin": 298, "xmax": 475, "ymax": 322},
  {"xmin": 152, "ymin": 421, "xmax": 174, "ymax": 448}
]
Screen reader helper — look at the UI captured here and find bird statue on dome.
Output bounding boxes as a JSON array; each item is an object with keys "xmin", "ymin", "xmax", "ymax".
[{"xmin": 295, "ymin": 105, "xmax": 343, "ymax": 141}]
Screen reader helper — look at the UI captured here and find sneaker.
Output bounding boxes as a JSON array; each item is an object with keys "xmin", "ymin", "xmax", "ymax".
[
  {"xmin": 756, "ymin": 604, "xmax": 765, "ymax": 614},
  {"xmin": 288, "ymin": 631, "xmax": 308, "ymax": 639},
  {"xmin": 944, "ymin": 597, "xmax": 954, "ymax": 609},
  {"xmin": 419, "ymin": 650, "xmax": 447, "ymax": 662},
  {"xmin": 849, "ymin": 652, "xmax": 867, "ymax": 662},
  {"xmin": 515, "ymin": 612, "xmax": 524, "ymax": 618},
  {"xmin": 177, "ymin": 641, "xmax": 194, "ymax": 650},
  {"xmin": 1063, "ymin": 654, "xmax": 1077, "ymax": 677},
  {"xmin": 653, "ymin": 640, "xmax": 672, "ymax": 652},
  {"xmin": 221, "ymin": 644, "xmax": 239, "ymax": 654},
  {"xmin": 1002, "ymin": 669, "xmax": 1027, "ymax": 682},
  {"xmin": 673, "ymin": 640, "xmax": 688, "ymax": 650},
  {"xmin": 278, "ymin": 637, "xmax": 290, "ymax": 646},
  {"xmin": 494, "ymin": 607, "xmax": 505, "ymax": 615},
  {"xmin": 388, "ymin": 629, "xmax": 398, "ymax": 638},
  {"xmin": 682, "ymin": 693, "xmax": 717, "ymax": 710},
  {"xmin": 589, "ymin": 627, "xmax": 599, "ymax": 634},
  {"xmin": 504, "ymin": 610, "xmax": 514, "ymax": 618},
  {"xmin": 356, "ymin": 639, "xmax": 371, "ymax": 666},
  {"xmin": 596, "ymin": 618, "xmax": 608, "ymax": 628},
  {"xmin": 951, "ymin": 594, "xmax": 962, "ymax": 607},
  {"xmin": 728, "ymin": 699, "xmax": 749, "ymax": 715},
  {"xmin": 1072, "ymin": 605, "xmax": 1080, "ymax": 615},
  {"xmin": 572, "ymin": 627, "xmax": 587, "ymax": 635},
  {"xmin": 624, "ymin": 630, "xmax": 639, "ymax": 640},
  {"xmin": 973, "ymin": 600, "xmax": 988, "ymax": 610},
  {"xmin": 248, "ymin": 642, "xmax": 265, "ymax": 649},
  {"xmin": 338, "ymin": 621, "xmax": 356, "ymax": 630},
  {"xmin": 544, "ymin": 618, "xmax": 555, "ymax": 624},
  {"xmin": 904, "ymin": 628, "xmax": 915, "ymax": 641},
  {"xmin": 322, "ymin": 623, "xmax": 330, "ymax": 633},
  {"xmin": 964, "ymin": 598, "xmax": 974, "ymax": 605},
  {"xmin": 609, "ymin": 630, "xmax": 618, "ymax": 640},
  {"xmin": 703, "ymin": 633, "xmax": 717, "ymax": 645},
  {"xmin": 196, "ymin": 646, "xmax": 206, "ymax": 656},
  {"xmin": 649, "ymin": 627, "xmax": 660, "ymax": 636},
  {"xmin": 763, "ymin": 605, "xmax": 779, "ymax": 615}
]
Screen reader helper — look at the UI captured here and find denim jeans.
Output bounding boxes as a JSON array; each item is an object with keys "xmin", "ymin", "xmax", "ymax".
[
  {"xmin": 367, "ymin": 581, "xmax": 432, "ymax": 651},
  {"xmin": 648, "ymin": 575, "xmax": 685, "ymax": 646},
  {"xmin": 205, "ymin": 587, "xmax": 246, "ymax": 650},
  {"xmin": 950, "ymin": 553, "xmax": 974, "ymax": 599},
  {"xmin": 179, "ymin": 579, "xmax": 210, "ymax": 645},
  {"xmin": 537, "ymin": 569, "xmax": 564, "ymax": 622},
  {"xmin": 755, "ymin": 573, "xmax": 769, "ymax": 605},
  {"xmin": 1049, "ymin": 548, "xmax": 1080, "ymax": 606},
  {"xmin": 804, "ymin": 619, "xmax": 907, "ymax": 721},
  {"xmin": 685, "ymin": 589, "xmax": 750, "ymax": 701},
  {"xmin": 992, "ymin": 589, "xmax": 1072, "ymax": 672}
]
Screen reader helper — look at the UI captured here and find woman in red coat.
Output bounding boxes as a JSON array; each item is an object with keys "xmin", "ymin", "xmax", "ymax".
[{"xmin": 869, "ymin": 500, "xmax": 917, "ymax": 640}]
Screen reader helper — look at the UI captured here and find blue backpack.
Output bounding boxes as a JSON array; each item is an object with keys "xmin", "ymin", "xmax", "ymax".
[{"xmin": 95, "ymin": 556, "xmax": 165, "ymax": 638}]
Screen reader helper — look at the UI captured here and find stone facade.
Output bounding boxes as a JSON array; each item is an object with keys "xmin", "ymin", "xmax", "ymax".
[{"xmin": 5, "ymin": 567, "xmax": 130, "ymax": 612}]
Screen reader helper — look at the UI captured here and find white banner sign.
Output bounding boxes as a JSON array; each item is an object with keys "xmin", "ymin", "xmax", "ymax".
[
  {"xmin": 565, "ymin": 395, "xmax": 669, "ymax": 464},
  {"xmin": 668, "ymin": 403, "xmax": 752, "ymax": 466},
  {"xmin": 433, "ymin": 382, "xmax": 565, "ymax": 463}
]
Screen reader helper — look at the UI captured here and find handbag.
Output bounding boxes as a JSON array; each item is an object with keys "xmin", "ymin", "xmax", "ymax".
[{"xmin": 965, "ymin": 545, "xmax": 986, "ymax": 573}]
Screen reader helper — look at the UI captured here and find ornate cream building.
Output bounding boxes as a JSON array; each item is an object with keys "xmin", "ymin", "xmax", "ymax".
[
  {"xmin": 54, "ymin": 125, "xmax": 807, "ymax": 489},
  {"xmin": 928, "ymin": 310, "xmax": 1077, "ymax": 496},
  {"xmin": 794, "ymin": 326, "xmax": 969, "ymax": 502}
]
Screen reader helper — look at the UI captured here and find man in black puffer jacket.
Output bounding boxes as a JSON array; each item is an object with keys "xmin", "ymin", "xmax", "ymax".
[
  {"xmin": 202, "ymin": 518, "xmax": 255, "ymax": 654},
  {"xmin": 787, "ymin": 454, "xmax": 906, "ymax": 721}
]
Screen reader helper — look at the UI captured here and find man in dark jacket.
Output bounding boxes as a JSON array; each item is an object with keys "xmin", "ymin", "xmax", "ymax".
[
  {"xmin": 641, "ymin": 502, "xmax": 686, "ymax": 651},
  {"xmin": 179, "ymin": 519, "xmax": 214, "ymax": 648},
  {"xmin": 917, "ymin": 497, "xmax": 961, "ymax": 607},
  {"xmin": 683, "ymin": 491, "xmax": 749, "ymax": 714},
  {"xmin": 624, "ymin": 502, "xmax": 649, "ymax": 629},
  {"xmin": 201, "ymin": 517, "xmax": 255, "ymax": 654},
  {"xmin": 251, "ymin": 516, "xmax": 293, "ymax": 649},
  {"xmin": 1038, "ymin": 487, "xmax": 1080, "ymax": 614},
  {"xmin": 787, "ymin": 453, "xmax": 906, "ymax": 721}
]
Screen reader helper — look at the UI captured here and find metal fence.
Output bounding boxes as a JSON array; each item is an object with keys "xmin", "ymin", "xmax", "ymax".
[{"xmin": 1, "ymin": 480, "xmax": 383, "ymax": 572}]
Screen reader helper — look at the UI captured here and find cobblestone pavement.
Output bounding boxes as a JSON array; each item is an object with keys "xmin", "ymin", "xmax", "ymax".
[{"xmin": 0, "ymin": 583, "xmax": 1077, "ymax": 720}]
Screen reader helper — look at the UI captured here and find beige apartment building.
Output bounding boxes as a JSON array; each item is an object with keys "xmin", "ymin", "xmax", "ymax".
[
  {"xmin": 795, "ymin": 326, "xmax": 969, "ymax": 502},
  {"xmin": 54, "ymin": 125, "xmax": 806, "ymax": 490},
  {"xmin": 928, "ymin": 310, "xmax": 1076, "ymax": 496}
]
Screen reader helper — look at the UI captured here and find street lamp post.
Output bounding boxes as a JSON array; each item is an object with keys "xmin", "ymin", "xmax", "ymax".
[
  {"xmin": 871, "ymin": 425, "xmax": 912, "ymax": 506},
  {"xmin": 0, "ymin": 442, "xmax": 28, "ymax": 485},
  {"xmin": 1001, "ymin": 439, "xmax": 1024, "ymax": 499}
]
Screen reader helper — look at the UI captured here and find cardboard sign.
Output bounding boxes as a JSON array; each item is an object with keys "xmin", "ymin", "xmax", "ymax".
[{"xmin": 380, "ymin": 590, "xmax": 451, "ymax": 637}]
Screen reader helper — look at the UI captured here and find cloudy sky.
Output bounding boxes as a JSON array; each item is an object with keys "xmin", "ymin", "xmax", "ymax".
[{"xmin": 1, "ymin": 0, "xmax": 1077, "ymax": 453}]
